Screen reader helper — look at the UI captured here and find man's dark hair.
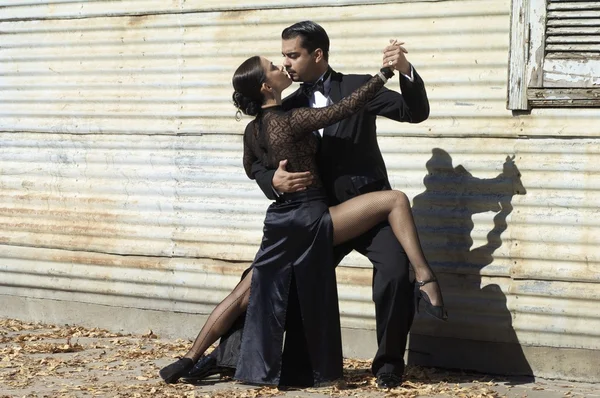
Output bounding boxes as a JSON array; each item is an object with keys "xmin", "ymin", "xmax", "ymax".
[{"xmin": 282, "ymin": 20, "xmax": 330, "ymax": 61}]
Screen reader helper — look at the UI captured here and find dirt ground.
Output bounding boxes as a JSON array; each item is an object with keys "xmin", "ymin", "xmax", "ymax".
[{"xmin": 1, "ymin": 318, "xmax": 598, "ymax": 398}]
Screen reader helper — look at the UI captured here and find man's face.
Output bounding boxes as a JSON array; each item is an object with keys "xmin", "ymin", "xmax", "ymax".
[{"xmin": 281, "ymin": 36, "xmax": 319, "ymax": 83}]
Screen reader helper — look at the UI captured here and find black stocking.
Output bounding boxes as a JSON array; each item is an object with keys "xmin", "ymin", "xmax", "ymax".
[
  {"xmin": 329, "ymin": 190, "xmax": 443, "ymax": 306},
  {"xmin": 183, "ymin": 268, "xmax": 253, "ymax": 362}
]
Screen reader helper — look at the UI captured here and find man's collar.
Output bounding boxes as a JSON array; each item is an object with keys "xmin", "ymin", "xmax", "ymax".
[
  {"xmin": 315, "ymin": 67, "xmax": 331, "ymax": 84},
  {"xmin": 302, "ymin": 67, "xmax": 332, "ymax": 97},
  {"xmin": 321, "ymin": 68, "xmax": 332, "ymax": 94}
]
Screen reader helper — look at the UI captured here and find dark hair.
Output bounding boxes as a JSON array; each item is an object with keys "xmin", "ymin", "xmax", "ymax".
[
  {"xmin": 282, "ymin": 20, "xmax": 330, "ymax": 61},
  {"xmin": 232, "ymin": 56, "xmax": 266, "ymax": 117}
]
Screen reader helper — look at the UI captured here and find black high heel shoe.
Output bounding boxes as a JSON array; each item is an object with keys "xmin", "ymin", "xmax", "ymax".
[
  {"xmin": 159, "ymin": 358, "xmax": 194, "ymax": 384},
  {"xmin": 414, "ymin": 277, "xmax": 448, "ymax": 321}
]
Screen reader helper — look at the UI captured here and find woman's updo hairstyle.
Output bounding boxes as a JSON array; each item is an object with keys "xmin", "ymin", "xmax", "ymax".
[{"xmin": 232, "ymin": 56, "xmax": 266, "ymax": 117}]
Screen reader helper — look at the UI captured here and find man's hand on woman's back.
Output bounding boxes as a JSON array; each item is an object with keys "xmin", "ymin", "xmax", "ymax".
[{"xmin": 272, "ymin": 159, "xmax": 313, "ymax": 193}]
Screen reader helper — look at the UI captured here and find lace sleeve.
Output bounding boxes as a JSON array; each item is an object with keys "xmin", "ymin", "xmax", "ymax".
[
  {"xmin": 288, "ymin": 74, "xmax": 387, "ymax": 137},
  {"xmin": 242, "ymin": 123, "xmax": 258, "ymax": 179}
]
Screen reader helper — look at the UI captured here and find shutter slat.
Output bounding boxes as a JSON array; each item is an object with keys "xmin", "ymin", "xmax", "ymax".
[
  {"xmin": 547, "ymin": 26, "xmax": 600, "ymax": 34},
  {"xmin": 548, "ymin": 18, "xmax": 600, "ymax": 27},
  {"xmin": 547, "ymin": 35, "xmax": 600, "ymax": 43},
  {"xmin": 545, "ymin": 51, "xmax": 600, "ymax": 59},
  {"xmin": 548, "ymin": 10, "xmax": 600, "ymax": 18},
  {"xmin": 548, "ymin": 1, "xmax": 600, "ymax": 12},
  {"xmin": 546, "ymin": 44, "xmax": 600, "ymax": 51}
]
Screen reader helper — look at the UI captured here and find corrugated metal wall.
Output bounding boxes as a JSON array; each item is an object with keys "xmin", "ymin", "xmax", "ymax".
[{"xmin": 1, "ymin": 0, "xmax": 599, "ymax": 380}]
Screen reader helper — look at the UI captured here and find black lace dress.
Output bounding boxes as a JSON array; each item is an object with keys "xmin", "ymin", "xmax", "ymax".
[{"xmin": 234, "ymin": 73, "xmax": 387, "ymax": 386}]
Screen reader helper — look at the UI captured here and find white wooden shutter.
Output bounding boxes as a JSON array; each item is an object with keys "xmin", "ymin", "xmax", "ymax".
[{"xmin": 508, "ymin": 0, "xmax": 600, "ymax": 109}]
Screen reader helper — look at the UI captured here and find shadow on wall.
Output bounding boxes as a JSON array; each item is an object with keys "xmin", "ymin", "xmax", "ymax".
[{"xmin": 408, "ymin": 148, "xmax": 533, "ymax": 382}]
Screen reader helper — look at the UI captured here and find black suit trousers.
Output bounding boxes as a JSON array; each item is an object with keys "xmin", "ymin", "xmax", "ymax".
[{"xmin": 335, "ymin": 221, "xmax": 415, "ymax": 377}]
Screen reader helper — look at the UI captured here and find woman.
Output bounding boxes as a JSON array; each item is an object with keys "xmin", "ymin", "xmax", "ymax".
[{"xmin": 160, "ymin": 52, "xmax": 447, "ymax": 387}]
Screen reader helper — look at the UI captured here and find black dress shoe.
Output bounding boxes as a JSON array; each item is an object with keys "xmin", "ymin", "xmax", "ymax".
[
  {"xmin": 180, "ymin": 355, "xmax": 234, "ymax": 383},
  {"xmin": 376, "ymin": 373, "xmax": 403, "ymax": 389}
]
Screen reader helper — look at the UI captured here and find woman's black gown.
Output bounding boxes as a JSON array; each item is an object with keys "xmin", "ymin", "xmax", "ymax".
[{"xmin": 234, "ymin": 72, "xmax": 387, "ymax": 386}]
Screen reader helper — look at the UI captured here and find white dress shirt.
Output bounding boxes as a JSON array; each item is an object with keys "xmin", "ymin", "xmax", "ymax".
[{"xmin": 308, "ymin": 73, "xmax": 333, "ymax": 136}]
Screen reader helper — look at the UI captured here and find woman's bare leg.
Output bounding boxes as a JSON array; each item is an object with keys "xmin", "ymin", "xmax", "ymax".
[{"xmin": 328, "ymin": 190, "xmax": 443, "ymax": 307}]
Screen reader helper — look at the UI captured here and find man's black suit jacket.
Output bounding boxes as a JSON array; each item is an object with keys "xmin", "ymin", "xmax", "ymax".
[{"xmin": 250, "ymin": 67, "xmax": 430, "ymax": 205}]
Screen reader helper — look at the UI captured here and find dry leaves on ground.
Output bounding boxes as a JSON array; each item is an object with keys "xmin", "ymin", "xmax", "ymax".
[{"xmin": 0, "ymin": 318, "xmax": 508, "ymax": 398}]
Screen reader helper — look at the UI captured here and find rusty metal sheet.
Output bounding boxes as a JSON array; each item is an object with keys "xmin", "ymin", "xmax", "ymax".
[
  {"xmin": 0, "ymin": 0, "xmax": 452, "ymax": 21},
  {"xmin": 0, "ymin": 0, "xmax": 599, "ymax": 379}
]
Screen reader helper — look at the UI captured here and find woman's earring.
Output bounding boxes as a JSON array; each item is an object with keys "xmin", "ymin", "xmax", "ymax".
[{"xmin": 235, "ymin": 109, "xmax": 242, "ymax": 122}]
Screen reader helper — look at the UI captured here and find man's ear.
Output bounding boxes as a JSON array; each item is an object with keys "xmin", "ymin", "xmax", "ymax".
[{"xmin": 313, "ymin": 48, "xmax": 324, "ymax": 63}]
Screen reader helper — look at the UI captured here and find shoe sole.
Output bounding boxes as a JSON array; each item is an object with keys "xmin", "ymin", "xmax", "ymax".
[{"xmin": 180, "ymin": 367, "xmax": 234, "ymax": 382}]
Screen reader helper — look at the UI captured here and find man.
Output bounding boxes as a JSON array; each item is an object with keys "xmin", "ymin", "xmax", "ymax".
[{"xmin": 183, "ymin": 20, "xmax": 429, "ymax": 389}]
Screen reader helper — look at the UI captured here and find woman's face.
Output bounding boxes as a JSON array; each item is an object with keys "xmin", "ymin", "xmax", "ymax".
[{"xmin": 260, "ymin": 56, "xmax": 292, "ymax": 94}]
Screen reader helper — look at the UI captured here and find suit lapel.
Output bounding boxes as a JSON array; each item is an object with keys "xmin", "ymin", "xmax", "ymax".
[
  {"xmin": 324, "ymin": 71, "xmax": 343, "ymax": 137},
  {"xmin": 328, "ymin": 71, "xmax": 342, "ymax": 103}
]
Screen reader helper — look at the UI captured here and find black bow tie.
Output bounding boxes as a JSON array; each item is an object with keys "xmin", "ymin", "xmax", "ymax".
[
  {"xmin": 300, "ymin": 69, "xmax": 331, "ymax": 98},
  {"xmin": 301, "ymin": 79, "xmax": 325, "ymax": 98}
]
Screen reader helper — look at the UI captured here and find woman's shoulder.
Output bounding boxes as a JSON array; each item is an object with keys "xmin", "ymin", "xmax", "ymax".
[
  {"xmin": 243, "ymin": 120, "xmax": 254, "ymax": 133},
  {"xmin": 242, "ymin": 119, "xmax": 258, "ymax": 141}
]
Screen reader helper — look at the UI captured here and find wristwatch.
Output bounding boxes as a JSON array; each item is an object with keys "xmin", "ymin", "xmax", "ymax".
[{"xmin": 380, "ymin": 67, "xmax": 395, "ymax": 79}]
